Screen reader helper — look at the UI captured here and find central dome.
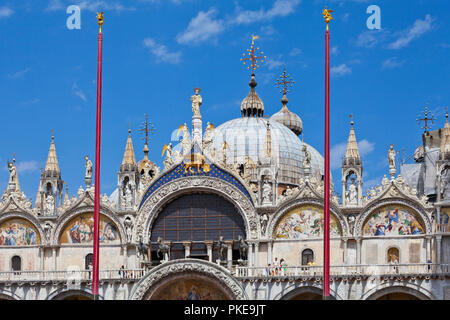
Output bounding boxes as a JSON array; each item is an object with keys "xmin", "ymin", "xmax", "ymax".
[{"xmin": 211, "ymin": 117, "xmax": 324, "ymax": 184}]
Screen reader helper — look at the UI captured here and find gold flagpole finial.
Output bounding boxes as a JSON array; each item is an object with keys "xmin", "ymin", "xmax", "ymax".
[
  {"xmin": 96, "ymin": 11, "xmax": 104, "ymax": 33},
  {"xmin": 323, "ymin": 8, "xmax": 333, "ymax": 30}
]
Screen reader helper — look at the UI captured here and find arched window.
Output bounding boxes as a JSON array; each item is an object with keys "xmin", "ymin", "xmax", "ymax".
[
  {"xmin": 301, "ymin": 249, "xmax": 314, "ymax": 265},
  {"xmin": 11, "ymin": 256, "xmax": 21, "ymax": 272},
  {"xmin": 387, "ymin": 247, "xmax": 399, "ymax": 264},
  {"xmin": 85, "ymin": 253, "xmax": 93, "ymax": 270},
  {"xmin": 150, "ymin": 193, "xmax": 246, "ymax": 261}
]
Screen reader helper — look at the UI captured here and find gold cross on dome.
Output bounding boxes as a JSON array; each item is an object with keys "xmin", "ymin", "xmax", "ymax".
[
  {"xmin": 240, "ymin": 35, "xmax": 266, "ymax": 74},
  {"xmin": 275, "ymin": 65, "xmax": 294, "ymax": 95}
]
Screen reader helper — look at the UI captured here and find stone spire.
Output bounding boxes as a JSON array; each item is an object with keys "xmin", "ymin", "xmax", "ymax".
[
  {"xmin": 342, "ymin": 115, "xmax": 363, "ymax": 207},
  {"xmin": 121, "ymin": 128, "xmax": 137, "ymax": 170},
  {"xmin": 343, "ymin": 115, "xmax": 361, "ymax": 166},
  {"xmin": 44, "ymin": 131, "xmax": 60, "ymax": 174},
  {"xmin": 62, "ymin": 183, "xmax": 70, "ymax": 209},
  {"xmin": 441, "ymin": 107, "xmax": 450, "ymax": 160}
]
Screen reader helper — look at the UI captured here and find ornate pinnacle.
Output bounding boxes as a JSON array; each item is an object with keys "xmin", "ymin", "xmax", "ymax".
[
  {"xmin": 275, "ymin": 65, "xmax": 294, "ymax": 96},
  {"xmin": 96, "ymin": 11, "xmax": 104, "ymax": 33},
  {"xmin": 240, "ymin": 35, "xmax": 266, "ymax": 75}
]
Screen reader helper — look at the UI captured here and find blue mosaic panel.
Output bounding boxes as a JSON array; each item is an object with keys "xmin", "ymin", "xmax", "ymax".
[{"xmin": 139, "ymin": 163, "xmax": 253, "ymax": 209}]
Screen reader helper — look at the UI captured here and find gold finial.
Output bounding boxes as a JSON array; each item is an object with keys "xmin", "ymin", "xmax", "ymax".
[
  {"xmin": 97, "ymin": 11, "xmax": 104, "ymax": 33},
  {"xmin": 240, "ymin": 35, "xmax": 266, "ymax": 74},
  {"xmin": 51, "ymin": 129, "xmax": 54, "ymax": 141},
  {"xmin": 350, "ymin": 114, "xmax": 354, "ymax": 127},
  {"xmin": 446, "ymin": 106, "xmax": 448, "ymax": 122},
  {"xmin": 275, "ymin": 65, "xmax": 294, "ymax": 96},
  {"xmin": 323, "ymin": 8, "xmax": 333, "ymax": 30}
]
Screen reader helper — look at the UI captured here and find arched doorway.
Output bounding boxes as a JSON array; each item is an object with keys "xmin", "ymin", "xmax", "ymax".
[
  {"xmin": 365, "ymin": 286, "xmax": 432, "ymax": 300},
  {"xmin": 279, "ymin": 287, "xmax": 335, "ymax": 300},
  {"xmin": 11, "ymin": 256, "xmax": 21, "ymax": 273},
  {"xmin": 49, "ymin": 290, "xmax": 95, "ymax": 300},
  {"xmin": 150, "ymin": 193, "xmax": 246, "ymax": 262}
]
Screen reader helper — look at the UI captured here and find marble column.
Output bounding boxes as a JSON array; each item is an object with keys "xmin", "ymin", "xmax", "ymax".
[
  {"xmin": 436, "ymin": 235, "xmax": 442, "ymax": 272},
  {"xmin": 225, "ymin": 240, "xmax": 233, "ymax": 269},
  {"xmin": 123, "ymin": 246, "xmax": 128, "ymax": 269},
  {"xmin": 356, "ymin": 238, "xmax": 362, "ymax": 265},
  {"xmin": 342, "ymin": 238, "xmax": 348, "ymax": 265},
  {"xmin": 254, "ymin": 242, "xmax": 259, "ymax": 267},
  {"xmin": 52, "ymin": 247, "xmax": 57, "ymax": 271},
  {"xmin": 426, "ymin": 236, "xmax": 431, "ymax": 262},
  {"xmin": 183, "ymin": 241, "xmax": 192, "ymax": 259},
  {"xmin": 267, "ymin": 240, "xmax": 273, "ymax": 266},
  {"xmin": 39, "ymin": 247, "xmax": 44, "ymax": 271},
  {"xmin": 205, "ymin": 241, "xmax": 214, "ymax": 262}
]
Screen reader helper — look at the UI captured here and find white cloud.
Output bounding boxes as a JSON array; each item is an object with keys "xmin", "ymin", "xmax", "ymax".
[
  {"xmin": 46, "ymin": 0, "xmax": 135, "ymax": 12},
  {"xmin": 265, "ymin": 58, "xmax": 283, "ymax": 70},
  {"xmin": 143, "ymin": 38, "xmax": 182, "ymax": 64},
  {"xmin": 72, "ymin": 82, "xmax": 87, "ymax": 101},
  {"xmin": 289, "ymin": 48, "xmax": 302, "ymax": 57},
  {"xmin": 16, "ymin": 161, "xmax": 39, "ymax": 174},
  {"xmin": 330, "ymin": 142, "xmax": 347, "ymax": 170},
  {"xmin": 382, "ymin": 57, "xmax": 405, "ymax": 69},
  {"xmin": 0, "ymin": 6, "xmax": 13, "ymax": 18},
  {"xmin": 358, "ymin": 139, "xmax": 375, "ymax": 156},
  {"xmin": 8, "ymin": 68, "xmax": 31, "ymax": 79},
  {"xmin": 389, "ymin": 15, "xmax": 434, "ymax": 50},
  {"xmin": 356, "ymin": 30, "xmax": 388, "ymax": 48},
  {"xmin": 331, "ymin": 46, "xmax": 339, "ymax": 55},
  {"xmin": 331, "ymin": 64, "xmax": 351, "ymax": 76},
  {"xmin": 176, "ymin": 8, "xmax": 224, "ymax": 45},
  {"xmin": 331, "ymin": 139, "xmax": 374, "ymax": 170},
  {"xmin": 230, "ymin": 0, "xmax": 301, "ymax": 25}
]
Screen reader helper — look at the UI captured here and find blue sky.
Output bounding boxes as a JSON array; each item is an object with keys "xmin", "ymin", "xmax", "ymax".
[{"xmin": 0, "ymin": 0, "xmax": 449, "ymax": 201}]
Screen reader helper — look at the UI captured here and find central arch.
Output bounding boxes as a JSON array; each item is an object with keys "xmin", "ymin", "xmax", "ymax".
[{"xmin": 129, "ymin": 259, "xmax": 248, "ymax": 300}]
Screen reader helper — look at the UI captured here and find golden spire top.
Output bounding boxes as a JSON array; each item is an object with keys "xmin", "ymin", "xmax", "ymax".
[
  {"xmin": 350, "ymin": 114, "xmax": 354, "ymax": 127},
  {"xmin": 323, "ymin": 8, "xmax": 333, "ymax": 30},
  {"xmin": 240, "ymin": 35, "xmax": 267, "ymax": 75},
  {"xmin": 275, "ymin": 65, "xmax": 295, "ymax": 96},
  {"xmin": 97, "ymin": 11, "xmax": 104, "ymax": 33},
  {"xmin": 446, "ymin": 106, "xmax": 449, "ymax": 123}
]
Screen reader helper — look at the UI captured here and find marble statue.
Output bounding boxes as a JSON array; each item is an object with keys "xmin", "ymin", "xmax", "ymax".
[
  {"xmin": 262, "ymin": 181, "xmax": 272, "ymax": 204},
  {"xmin": 388, "ymin": 145, "xmax": 396, "ymax": 174},
  {"xmin": 302, "ymin": 144, "xmax": 311, "ymax": 168},
  {"xmin": 44, "ymin": 223, "xmax": 52, "ymax": 242},
  {"xmin": 84, "ymin": 155, "xmax": 93, "ymax": 180},
  {"xmin": 162, "ymin": 143, "xmax": 174, "ymax": 169},
  {"xmin": 441, "ymin": 166, "xmax": 450, "ymax": 199},
  {"xmin": 125, "ymin": 186, "xmax": 133, "ymax": 209},
  {"xmin": 7, "ymin": 161, "xmax": 16, "ymax": 184},
  {"xmin": 346, "ymin": 178, "xmax": 357, "ymax": 205},
  {"xmin": 124, "ymin": 217, "xmax": 133, "ymax": 243},
  {"xmin": 260, "ymin": 213, "xmax": 269, "ymax": 235},
  {"xmin": 203, "ymin": 122, "xmax": 214, "ymax": 152},
  {"xmin": 45, "ymin": 194, "xmax": 54, "ymax": 215},
  {"xmin": 191, "ymin": 87, "xmax": 202, "ymax": 117}
]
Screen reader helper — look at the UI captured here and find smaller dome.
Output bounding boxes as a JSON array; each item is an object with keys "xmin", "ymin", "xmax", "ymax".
[
  {"xmin": 270, "ymin": 96, "xmax": 303, "ymax": 136},
  {"xmin": 241, "ymin": 75, "xmax": 264, "ymax": 117}
]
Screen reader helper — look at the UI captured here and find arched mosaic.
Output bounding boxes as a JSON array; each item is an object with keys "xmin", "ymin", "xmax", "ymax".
[
  {"xmin": 59, "ymin": 213, "xmax": 121, "ymax": 244},
  {"xmin": 150, "ymin": 276, "xmax": 230, "ymax": 300},
  {"xmin": 273, "ymin": 205, "xmax": 341, "ymax": 239},
  {"xmin": 0, "ymin": 218, "xmax": 40, "ymax": 246},
  {"xmin": 362, "ymin": 205, "xmax": 424, "ymax": 236}
]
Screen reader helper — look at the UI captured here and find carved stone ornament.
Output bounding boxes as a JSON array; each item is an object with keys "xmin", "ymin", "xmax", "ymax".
[
  {"xmin": 130, "ymin": 259, "xmax": 248, "ymax": 300},
  {"xmin": 135, "ymin": 176, "xmax": 258, "ymax": 242}
]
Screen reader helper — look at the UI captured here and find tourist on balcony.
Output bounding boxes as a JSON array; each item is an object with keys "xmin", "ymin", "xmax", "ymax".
[
  {"xmin": 88, "ymin": 262, "xmax": 93, "ymax": 279},
  {"xmin": 119, "ymin": 265, "xmax": 125, "ymax": 278},
  {"xmin": 273, "ymin": 257, "xmax": 280, "ymax": 276},
  {"xmin": 427, "ymin": 259, "xmax": 432, "ymax": 273},
  {"xmin": 280, "ymin": 258, "xmax": 287, "ymax": 276}
]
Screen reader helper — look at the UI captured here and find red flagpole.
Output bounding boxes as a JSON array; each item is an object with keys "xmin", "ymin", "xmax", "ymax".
[
  {"xmin": 323, "ymin": 19, "xmax": 331, "ymax": 299},
  {"xmin": 92, "ymin": 12, "xmax": 103, "ymax": 300}
]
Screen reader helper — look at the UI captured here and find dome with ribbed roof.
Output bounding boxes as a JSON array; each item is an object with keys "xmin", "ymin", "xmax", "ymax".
[{"xmin": 270, "ymin": 95, "xmax": 303, "ymax": 136}]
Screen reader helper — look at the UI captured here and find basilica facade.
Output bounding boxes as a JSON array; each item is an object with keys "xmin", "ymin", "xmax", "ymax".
[{"xmin": 0, "ymin": 64, "xmax": 449, "ymax": 300}]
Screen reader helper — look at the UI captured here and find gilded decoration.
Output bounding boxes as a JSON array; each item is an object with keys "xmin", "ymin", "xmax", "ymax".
[
  {"xmin": 273, "ymin": 205, "xmax": 341, "ymax": 239},
  {"xmin": 362, "ymin": 205, "xmax": 424, "ymax": 236},
  {"xmin": 59, "ymin": 213, "xmax": 120, "ymax": 244},
  {"xmin": 0, "ymin": 218, "xmax": 40, "ymax": 246}
]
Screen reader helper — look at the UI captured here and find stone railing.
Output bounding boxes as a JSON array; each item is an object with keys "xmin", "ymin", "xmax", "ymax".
[
  {"xmin": 235, "ymin": 264, "xmax": 449, "ymax": 278},
  {"xmin": 0, "ymin": 269, "xmax": 148, "ymax": 282}
]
